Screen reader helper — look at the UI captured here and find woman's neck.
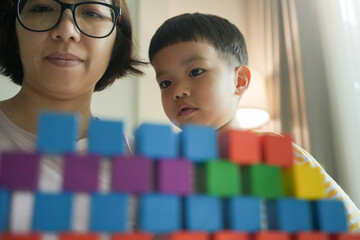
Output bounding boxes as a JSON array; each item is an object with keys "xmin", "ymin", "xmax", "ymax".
[{"xmin": 0, "ymin": 88, "xmax": 93, "ymax": 138}]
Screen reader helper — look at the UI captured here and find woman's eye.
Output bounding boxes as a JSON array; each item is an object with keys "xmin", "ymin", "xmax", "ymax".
[
  {"xmin": 189, "ymin": 68, "xmax": 204, "ymax": 77},
  {"xmin": 30, "ymin": 5, "xmax": 53, "ymax": 13},
  {"xmin": 159, "ymin": 80, "xmax": 171, "ymax": 89}
]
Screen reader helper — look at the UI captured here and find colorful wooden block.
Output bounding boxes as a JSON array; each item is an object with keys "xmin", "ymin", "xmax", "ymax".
[
  {"xmin": 89, "ymin": 193, "xmax": 130, "ymax": 232},
  {"xmin": 0, "ymin": 189, "xmax": 10, "ymax": 231},
  {"xmin": 293, "ymin": 231, "xmax": 329, "ymax": 240},
  {"xmin": 262, "ymin": 134, "xmax": 294, "ymax": 167},
  {"xmin": 242, "ymin": 164, "xmax": 283, "ymax": 199},
  {"xmin": 0, "ymin": 152, "xmax": 40, "ymax": 190},
  {"xmin": 203, "ymin": 160, "xmax": 241, "ymax": 196},
  {"xmin": 112, "ymin": 156, "xmax": 152, "ymax": 194},
  {"xmin": 0, "ymin": 233, "xmax": 41, "ymax": 240},
  {"xmin": 312, "ymin": 199, "xmax": 348, "ymax": 233},
  {"xmin": 157, "ymin": 158, "xmax": 193, "ymax": 195},
  {"xmin": 37, "ymin": 112, "xmax": 78, "ymax": 154},
  {"xmin": 139, "ymin": 194, "xmax": 181, "ymax": 234},
  {"xmin": 218, "ymin": 130, "xmax": 261, "ymax": 165},
  {"xmin": 330, "ymin": 233, "xmax": 360, "ymax": 240},
  {"xmin": 88, "ymin": 118, "xmax": 125, "ymax": 156},
  {"xmin": 252, "ymin": 231, "xmax": 290, "ymax": 240},
  {"xmin": 63, "ymin": 154, "xmax": 100, "ymax": 192},
  {"xmin": 184, "ymin": 195, "xmax": 223, "ymax": 232},
  {"xmin": 111, "ymin": 233, "xmax": 154, "ymax": 240},
  {"xmin": 60, "ymin": 233, "xmax": 100, "ymax": 240},
  {"xmin": 226, "ymin": 196, "xmax": 261, "ymax": 232},
  {"xmin": 282, "ymin": 164, "xmax": 325, "ymax": 199},
  {"xmin": 213, "ymin": 231, "xmax": 250, "ymax": 240},
  {"xmin": 266, "ymin": 198, "xmax": 313, "ymax": 232},
  {"xmin": 179, "ymin": 125, "xmax": 218, "ymax": 162},
  {"xmin": 160, "ymin": 231, "xmax": 209, "ymax": 240},
  {"xmin": 135, "ymin": 123, "xmax": 178, "ymax": 158},
  {"xmin": 32, "ymin": 192, "xmax": 73, "ymax": 232}
]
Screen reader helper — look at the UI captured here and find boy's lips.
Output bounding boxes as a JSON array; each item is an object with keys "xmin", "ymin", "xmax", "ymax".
[{"xmin": 178, "ymin": 104, "xmax": 198, "ymax": 117}]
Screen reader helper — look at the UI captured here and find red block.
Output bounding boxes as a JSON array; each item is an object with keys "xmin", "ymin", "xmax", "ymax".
[
  {"xmin": 60, "ymin": 233, "xmax": 100, "ymax": 240},
  {"xmin": 218, "ymin": 130, "xmax": 261, "ymax": 165},
  {"xmin": 330, "ymin": 233, "xmax": 360, "ymax": 240},
  {"xmin": 262, "ymin": 134, "xmax": 294, "ymax": 167},
  {"xmin": 111, "ymin": 233, "xmax": 153, "ymax": 240},
  {"xmin": 293, "ymin": 231, "xmax": 329, "ymax": 240},
  {"xmin": 160, "ymin": 231, "xmax": 209, "ymax": 240},
  {"xmin": 252, "ymin": 231, "xmax": 290, "ymax": 240},
  {"xmin": 213, "ymin": 230, "xmax": 250, "ymax": 240},
  {"xmin": 1, "ymin": 234, "xmax": 41, "ymax": 240}
]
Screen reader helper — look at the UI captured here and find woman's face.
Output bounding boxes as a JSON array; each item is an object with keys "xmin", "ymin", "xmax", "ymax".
[{"xmin": 15, "ymin": 0, "xmax": 117, "ymax": 100}]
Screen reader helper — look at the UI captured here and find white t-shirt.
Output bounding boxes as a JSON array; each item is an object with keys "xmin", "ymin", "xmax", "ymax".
[{"xmin": 0, "ymin": 110, "xmax": 136, "ymax": 232}]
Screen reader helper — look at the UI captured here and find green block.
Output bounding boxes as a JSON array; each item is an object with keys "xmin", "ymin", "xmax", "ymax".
[
  {"xmin": 243, "ymin": 164, "xmax": 283, "ymax": 199},
  {"xmin": 205, "ymin": 160, "xmax": 241, "ymax": 196}
]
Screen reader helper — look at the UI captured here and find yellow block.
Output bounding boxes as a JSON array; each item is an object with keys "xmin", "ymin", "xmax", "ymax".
[{"xmin": 282, "ymin": 164, "xmax": 325, "ymax": 199}]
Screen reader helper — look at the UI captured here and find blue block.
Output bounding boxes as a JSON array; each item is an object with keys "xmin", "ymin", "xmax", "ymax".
[
  {"xmin": 266, "ymin": 198, "xmax": 313, "ymax": 232},
  {"xmin": 135, "ymin": 123, "xmax": 178, "ymax": 159},
  {"xmin": 185, "ymin": 195, "xmax": 223, "ymax": 232},
  {"xmin": 227, "ymin": 196, "xmax": 261, "ymax": 232},
  {"xmin": 0, "ymin": 189, "xmax": 10, "ymax": 231},
  {"xmin": 32, "ymin": 192, "xmax": 73, "ymax": 232},
  {"xmin": 89, "ymin": 193, "xmax": 130, "ymax": 232},
  {"xmin": 139, "ymin": 194, "xmax": 181, "ymax": 234},
  {"xmin": 88, "ymin": 119, "xmax": 125, "ymax": 156},
  {"xmin": 37, "ymin": 112, "xmax": 78, "ymax": 154},
  {"xmin": 180, "ymin": 125, "xmax": 218, "ymax": 162},
  {"xmin": 312, "ymin": 199, "xmax": 348, "ymax": 233}
]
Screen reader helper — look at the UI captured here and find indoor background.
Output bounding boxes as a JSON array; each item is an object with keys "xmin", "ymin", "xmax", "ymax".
[{"xmin": 1, "ymin": 0, "xmax": 359, "ymax": 207}]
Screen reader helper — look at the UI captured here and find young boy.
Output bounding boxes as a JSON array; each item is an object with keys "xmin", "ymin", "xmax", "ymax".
[{"xmin": 148, "ymin": 13, "xmax": 360, "ymax": 233}]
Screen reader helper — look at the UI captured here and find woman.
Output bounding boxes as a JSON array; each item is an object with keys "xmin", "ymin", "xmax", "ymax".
[{"xmin": 0, "ymin": 0, "xmax": 144, "ymax": 153}]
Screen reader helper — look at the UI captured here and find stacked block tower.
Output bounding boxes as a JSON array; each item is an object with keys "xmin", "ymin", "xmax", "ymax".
[{"xmin": 0, "ymin": 111, "xmax": 359, "ymax": 240}]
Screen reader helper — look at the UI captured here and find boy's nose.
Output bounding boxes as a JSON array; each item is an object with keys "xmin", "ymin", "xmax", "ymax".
[{"xmin": 174, "ymin": 89, "xmax": 191, "ymax": 100}]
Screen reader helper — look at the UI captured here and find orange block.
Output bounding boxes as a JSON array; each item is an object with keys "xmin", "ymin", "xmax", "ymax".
[
  {"xmin": 218, "ymin": 130, "xmax": 261, "ymax": 165},
  {"xmin": 60, "ymin": 234, "xmax": 100, "ymax": 240},
  {"xmin": 160, "ymin": 231, "xmax": 209, "ymax": 240},
  {"xmin": 262, "ymin": 134, "xmax": 294, "ymax": 167},
  {"xmin": 293, "ymin": 231, "xmax": 329, "ymax": 240},
  {"xmin": 1, "ymin": 233, "xmax": 41, "ymax": 240},
  {"xmin": 111, "ymin": 233, "xmax": 153, "ymax": 240},
  {"xmin": 330, "ymin": 233, "xmax": 360, "ymax": 240},
  {"xmin": 213, "ymin": 230, "xmax": 250, "ymax": 240},
  {"xmin": 282, "ymin": 164, "xmax": 325, "ymax": 199},
  {"xmin": 252, "ymin": 231, "xmax": 290, "ymax": 240}
]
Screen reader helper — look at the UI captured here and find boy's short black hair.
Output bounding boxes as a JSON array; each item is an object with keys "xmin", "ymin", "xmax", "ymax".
[
  {"xmin": 149, "ymin": 13, "xmax": 248, "ymax": 66},
  {"xmin": 0, "ymin": 0, "xmax": 144, "ymax": 92}
]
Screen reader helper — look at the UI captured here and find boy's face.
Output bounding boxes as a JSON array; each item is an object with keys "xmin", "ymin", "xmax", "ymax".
[{"xmin": 151, "ymin": 41, "xmax": 241, "ymax": 130}]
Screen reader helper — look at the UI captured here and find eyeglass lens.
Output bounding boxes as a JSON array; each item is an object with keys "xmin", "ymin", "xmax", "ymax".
[{"xmin": 18, "ymin": 0, "xmax": 116, "ymax": 38}]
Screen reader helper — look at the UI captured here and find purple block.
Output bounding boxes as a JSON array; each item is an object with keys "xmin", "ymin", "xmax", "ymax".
[
  {"xmin": 112, "ymin": 156, "xmax": 152, "ymax": 194},
  {"xmin": 0, "ymin": 151, "xmax": 40, "ymax": 190},
  {"xmin": 157, "ymin": 158, "xmax": 193, "ymax": 195},
  {"xmin": 63, "ymin": 154, "xmax": 101, "ymax": 192}
]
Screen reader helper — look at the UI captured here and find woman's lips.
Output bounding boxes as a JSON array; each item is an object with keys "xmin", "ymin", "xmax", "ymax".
[{"xmin": 45, "ymin": 53, "xmax": 84, "ymax": 67}]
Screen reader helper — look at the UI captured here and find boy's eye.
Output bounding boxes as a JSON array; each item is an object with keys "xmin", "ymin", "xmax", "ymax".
[
  {"xmin": 189, "ymin": 68, "xmax": 204, "ymax": 77},
  {"xmin": 159, "ymin": 80, "xmax": 171, "ymax": 89}
]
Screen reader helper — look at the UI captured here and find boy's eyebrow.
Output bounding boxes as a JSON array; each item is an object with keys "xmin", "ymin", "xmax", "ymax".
[{"xmin": 156, "ymin": 55, "xmax": 208, "ymax": 79}]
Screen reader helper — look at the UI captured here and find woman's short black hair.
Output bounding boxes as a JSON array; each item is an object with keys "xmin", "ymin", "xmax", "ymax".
[
  {"xmin": 0, "ymin": 0, "xmax": 145, "ymax": 92},
  {"xmin": 149, "ymin": 13, "xmax": 248, "ymax": 67}
]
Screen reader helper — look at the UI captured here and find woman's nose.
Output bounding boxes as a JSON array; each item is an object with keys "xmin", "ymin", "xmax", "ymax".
[{"xmin": 50, "ymin": 10, "xmax": 81, "ymax": 42}]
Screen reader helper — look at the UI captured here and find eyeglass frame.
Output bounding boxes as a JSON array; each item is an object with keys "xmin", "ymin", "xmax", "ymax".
[{"xmin": 15, "ymin": 0, "xmax": 122, "ymax": 39}]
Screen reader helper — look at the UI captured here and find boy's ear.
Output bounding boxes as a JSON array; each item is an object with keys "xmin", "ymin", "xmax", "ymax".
[{"xmin": 234, "ymin": 65, "xmax": 251, "ymax": 95}]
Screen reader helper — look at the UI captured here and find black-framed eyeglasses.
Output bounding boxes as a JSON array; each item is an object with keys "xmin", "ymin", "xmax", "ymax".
[{"xmin": 16, "ymin": 0, "xmax": 121, "ymax": 38}]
